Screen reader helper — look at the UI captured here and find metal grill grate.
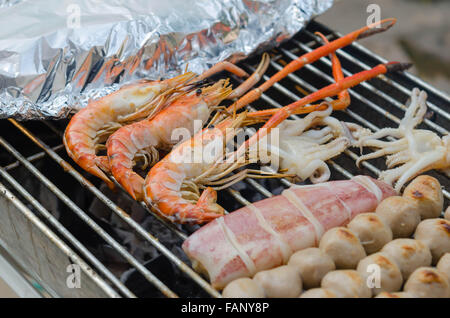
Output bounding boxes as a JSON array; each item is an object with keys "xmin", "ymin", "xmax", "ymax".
[{"xmin": 0, "ymin": 20, "xmax": 448, "ymax": 298}]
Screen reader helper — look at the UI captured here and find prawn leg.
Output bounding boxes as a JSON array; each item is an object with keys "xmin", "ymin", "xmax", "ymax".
[
  {"xmin": 194, "ymin": 61, "xmax": 249, "ymax": 82},
  {"xmin": 227, "ymin": 18, "xmax": 397, "ymax": 112},
  {"xmin": 227, "ymin": 53, "xmax": 271, "ymax": 100},
  {"xmin": 246, "ymin": 32, "xmax": 350, "ymax": 119}
]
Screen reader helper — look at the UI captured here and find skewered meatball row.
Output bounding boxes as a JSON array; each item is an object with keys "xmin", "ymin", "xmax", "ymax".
[
  {"xmin": 222, "ymin": 175, "xmax": 448, "ymax": 298},
  {"xmin": 316, "ymin": 176, "xmax": 448, "ymax": 298}
]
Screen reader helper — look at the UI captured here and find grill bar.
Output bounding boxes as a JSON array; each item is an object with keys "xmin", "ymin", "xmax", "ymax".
[
  {"xmin": 0, "ymin": 164, "xmax": 136, "ymax": 297},
  {"xmin": 0, "ymin": 133, "xmax": 177, "ymax": 298},
  {"xmin": 6, "ymin": 118, "xmax": 220, "ymax": 298},
  {"xmin": 0, "ymin": 181, "xmax": 121, "ymax": 297},
  {"xmin": 41, "ymin": 121, "xmax": 189, "ymax": 241},
  {"xmin": 0, "ymin": 21, "xmax": 448, "ymax": 298},
  {"xmin": 4, "ymin": 144, "xmax": 65, "ymax": 171}
]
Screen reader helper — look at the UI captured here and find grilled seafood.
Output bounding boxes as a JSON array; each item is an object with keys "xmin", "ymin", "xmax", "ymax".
[
  {"xmin": 110, "ymin": 32, "xmax": 354, "ymax": 200},
  {"xmin": 354, "ymin": 88, "xmax": 450, "ymax": 192},
  {"xmin": 142, "ymin": 113, "xmax": 273, "ymax": 224},
  {"xmin": 63, "ymin": 72, "xmax": 196, "ymax": 188},
  {"xmin": 107, "ymin": 55, "xmax": 271, "ymax": 200},
  {"xmin": 106, "ymin": 79, "xmax": 233, "ymax": 201},
  {"xmin": 64, "ymin": 61, "xmax": 254, "ymax": 188},
  {"xmin": 64, "ymin": 19, "xmax": 399, "ymax": 190},
  {"xmin": 143, "ymin": 60, "xmax": 411, "ymax": 224},
  {"xmin": 259, "ymin": 104, "xmax": 353, "ymax": 183},
  {"xmin": 258, "ymin": 36, "xmax": 354, "ymax": 184},
  {"xmin": 109, "ymin": 39, "xmax": 349, "ymax": 200}
]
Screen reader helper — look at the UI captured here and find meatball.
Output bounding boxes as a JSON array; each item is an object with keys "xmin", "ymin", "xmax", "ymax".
[
  {"xmin": 404, "ymin": 267, "xmax": 450, "ymax": 298},
  {"xmin": 253, "ymin": 265, "xmax": 302, "ymax": 298},
  {"xmin": 222, "ymin": 278, "xmax": 265, "ymax": 298},
  {"xmin": 436, "ymin": 253, "xmax": 450, "ymax": 282},
  {"xmin": 319, "ymin": 227, "xmax": 366, "ymax": 269},
  {"xmin": 356, "ymin": 253, "xmax": 403, "ymax": 296},
  {"xmin": 414, "ymin": 218, "xmax": 450, "ymax": 264},
  {"xmin": 375, "ymin": 196, "xmax": 421, "ymax": 238},
  {"xmin": 299, "ymin": 288, "xmax": 336, "ymax": 298},
  {"xmin": 381, "ymin": 239, "xmax": 432, "ymax": 279},
  {"xmin": 403, "ymin": 175, "xmax": 443, "ymax": 219},
  {"xmin": 347, "ymin": 213, "xmax": 393, "ymax": 254},
  {"xmin": 321, "ymin": 270, "xmax": 371, "ymax": 298},
  {"xmin": 288, "ymin": 248, "xmax": 335, "ymax": 289}
]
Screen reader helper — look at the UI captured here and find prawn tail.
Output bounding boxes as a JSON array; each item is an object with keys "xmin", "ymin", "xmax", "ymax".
[
  {"xmin": 178, "ymin": 187, "xmax": 225, "ymax": 224},
  {"xmin": 119, "ymin": 171, "xmax": 145, "ymax": 201},
  {"xmin": 197, "ymin": 187, "xmax": 224, "ymax": 214},
  {"xmin": 96, "ymin": 155, "xmax": 111, "ymax": 173},
  {"xmin": 80, "ymin": 154, "xmax": 115, "ymax": 190},
  {"xmin": 165, "ymin": 188, "xmax": 224, "ymax": 224}
]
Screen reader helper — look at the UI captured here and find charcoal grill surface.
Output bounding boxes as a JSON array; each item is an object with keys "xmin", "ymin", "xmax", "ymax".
[{"xmin": 0, "ymin": 20, "xmax": 448, "ymax": 298}]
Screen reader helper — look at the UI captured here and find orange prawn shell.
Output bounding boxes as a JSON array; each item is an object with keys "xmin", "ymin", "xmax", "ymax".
[
  {"xmin": 106, "ymin": 80, "xmax": 232, "ymax": 201},
  {"xmin": 143, "ymin": 118, "xmax": 236, "ymax": 224},
  {"xmin": 63, "ymin": 73, "xmax": 196, "ymax": 188}
]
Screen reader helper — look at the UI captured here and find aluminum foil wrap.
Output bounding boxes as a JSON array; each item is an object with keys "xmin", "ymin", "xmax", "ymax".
[{"xmin": 0, "ymin": 0, "xmax": 333, "ymax": 120}]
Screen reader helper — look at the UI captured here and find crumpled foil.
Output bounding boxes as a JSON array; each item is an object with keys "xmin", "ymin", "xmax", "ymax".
[{"xmin": 0, "ymin": 0, "xmax": 333, "ymax": 120}]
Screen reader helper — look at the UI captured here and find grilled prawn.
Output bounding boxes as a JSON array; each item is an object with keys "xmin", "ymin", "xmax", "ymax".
[
  {"xmin": 142, "ymin": 113, "xmax": 269, "ymax": 224},
  {"xmin": 107, "ymin": 54, "xmax": 271, "ymax": 200},
  {"xmin": 106, "ymin": 80, "xmax": 233, "ymax": 201},
  {"xmin": 64, "ymin": 59, "xmax": 255, "ymax": 188},
  {"xmin": 63, "ymin": 73, "xmax": 196, "ymax": 188}
]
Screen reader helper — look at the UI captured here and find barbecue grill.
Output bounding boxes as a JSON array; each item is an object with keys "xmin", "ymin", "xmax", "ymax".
[{"xmin": 0, "ymin": 20, "xmax": 448, "ymax": 298}]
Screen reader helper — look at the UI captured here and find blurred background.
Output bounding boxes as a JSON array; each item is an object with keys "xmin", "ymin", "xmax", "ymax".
[{"xmin": 317, "ymin": 0, "xmax": 450, "ymax": 94}]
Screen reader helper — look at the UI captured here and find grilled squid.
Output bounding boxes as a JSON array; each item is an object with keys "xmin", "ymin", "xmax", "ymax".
[
  {"xmin": 353, "ymin": 88, "xmax": 450, "ymax": 192},
  {"xmin": 259, "ymin": 104, "xmax": 355, "ymax": 183}
]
